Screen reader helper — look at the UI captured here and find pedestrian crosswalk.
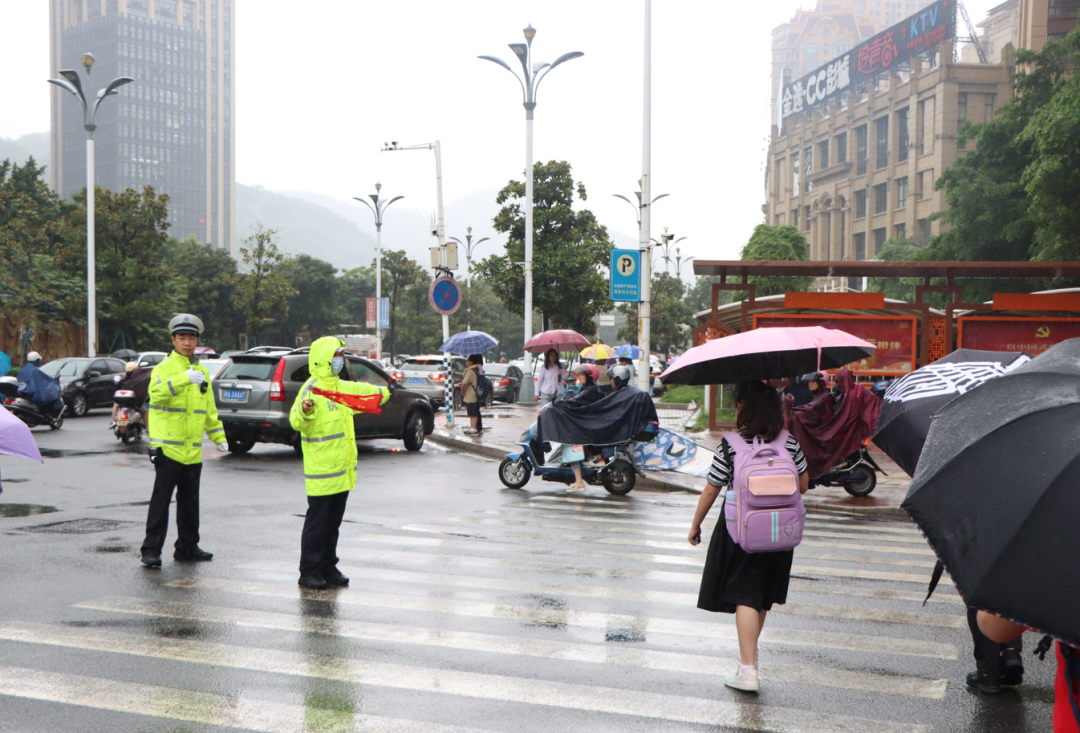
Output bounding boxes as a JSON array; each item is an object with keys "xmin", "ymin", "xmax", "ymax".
[{"xmin": 0, "ymin": 489, "xmax": 981, "ymax": 732}]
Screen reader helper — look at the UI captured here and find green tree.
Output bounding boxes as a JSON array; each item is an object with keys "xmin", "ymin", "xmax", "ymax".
[
  {"xmin": 338, "ymin": 266, "xmax": 376, "ymax": 326},
  {"xmin": 731, "ymin": 224, "xmax": 812, "ymax": 300},
  {"xmin": 160, "ymin": 235, "xmax": 241, "ymax": 350},
  {"xmin": 378, "ymin": 250, "xmax": 427, "ymax": 355},
  {"xmin": 279, "ymin": 254, "xmax": 345, "ymax": 342},
  {"xmin": 232, "ymin": 224, "xmax": 297, "ymax": 339},
  {"xmin": 617, "ymin": 272, "xmax": 692, "ymax": 354},
  {"xmin": 686, "ymin": 275, "xmax": 731, "ymax": 315},
  {"xmin": 475, "ymin": 160, "xmax": 613, "ymax": 336},
  {"xmin": 0, "ymin": 158, "xmax": 84, "ymax": 331},
  {"xmin": 70, "ymin": 185, "xmax": 178, "ymax": 351},
  {"xmin": 865, "ymin": 237, "xmax": 941, "ymax": 304}
]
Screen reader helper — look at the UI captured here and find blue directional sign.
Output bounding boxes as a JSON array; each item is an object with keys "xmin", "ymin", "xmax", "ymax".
[
  {"xmin": 378, "ymin": 297, "xmax": 390, "ymax": 329},
  {"xmin": 429, "ymin": 276, "xmax": 462, "ymax": 315},
  {"xmin": 610, "ymin": 249, "xmax": 641, "ymax": 303}
]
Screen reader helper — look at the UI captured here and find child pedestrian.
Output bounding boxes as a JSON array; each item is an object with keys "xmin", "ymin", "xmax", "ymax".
[{"xmin": 687, "ymin": 380, "xmax": 810, "ymax": 692}]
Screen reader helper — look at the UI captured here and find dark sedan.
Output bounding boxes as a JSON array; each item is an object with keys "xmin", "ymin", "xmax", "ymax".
[
  {"xmin": 484, "ymin": 363, "xmax": 523, "ymax": 403},
  {"xmin": 39, "ymin": 357, "xmax": 128, "ymax": 417}
]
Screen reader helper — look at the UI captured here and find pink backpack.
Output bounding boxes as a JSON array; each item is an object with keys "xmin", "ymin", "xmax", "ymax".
[{"xmin": 723, "ymin": 429, "xmax": 805, "ymax": 553}]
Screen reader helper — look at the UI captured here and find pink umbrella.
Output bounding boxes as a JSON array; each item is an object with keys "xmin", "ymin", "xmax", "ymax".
[
  {"xmin": 660, "ymin": 326, "xmax": 875, "ymax": 385},
  {"xmin": 0, "ymin": 406, "xmax": 43, "ymax": 495},
  {"xmin": 523, "ymin": 329, "xmax": 592, "ymax": 354}
]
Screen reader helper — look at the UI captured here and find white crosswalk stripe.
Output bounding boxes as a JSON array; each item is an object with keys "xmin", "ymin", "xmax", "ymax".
[{"xmin": 0, "ymin": 491, "xmax": 968, "ymax": 731}]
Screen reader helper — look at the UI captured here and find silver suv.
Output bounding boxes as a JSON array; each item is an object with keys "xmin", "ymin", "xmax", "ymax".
[
  {"xmin": 399, "ymin": 355, "xmax": 467, "ymax": 407},
  {"xmin": 213, "ymin": 348, "xmax": 434, "ymax": 454}
]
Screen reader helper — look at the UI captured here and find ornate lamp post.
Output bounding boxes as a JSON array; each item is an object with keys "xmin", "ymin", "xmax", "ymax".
[{"xmin": 352, "ymin": 183, "xmax": 403, "ymax": 359}]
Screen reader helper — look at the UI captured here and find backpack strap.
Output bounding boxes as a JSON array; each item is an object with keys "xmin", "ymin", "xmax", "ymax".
[{"xmin": 724, "ymin": 432, "xmax": 752, "ymax": 455}]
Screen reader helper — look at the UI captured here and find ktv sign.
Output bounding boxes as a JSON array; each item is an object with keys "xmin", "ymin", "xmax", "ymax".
[{"xmin": 780, "ymin": 0, "xmax": 955, "ymax": 123}]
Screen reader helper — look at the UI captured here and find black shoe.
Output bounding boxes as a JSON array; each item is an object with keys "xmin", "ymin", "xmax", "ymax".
[
  {"xmin": 298, "ymin": 574, "xmax": 328, "ymax": 590},
  {"xmin": 141, "ymin": 553, "xmax": 162, "ymax": 568},
  {"xmin": 966, "ymin": 671, "xmax": 1002, "ymax": 695},
  {"xmin": 1001, "ymin": 649, "xmax": 1024, "ymax": 686},
  {"xmin": 173, "ymin": 547, "xmax": 213, "ymax": 562},
  {"xmin": 323, "ymin": 567, "xmax": 350, "ymax": 587}
]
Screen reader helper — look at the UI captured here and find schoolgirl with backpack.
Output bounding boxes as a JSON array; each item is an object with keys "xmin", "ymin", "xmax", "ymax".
[{"xmin": 687, "ymin": 380, "xmax": 810, "ymax": 693}]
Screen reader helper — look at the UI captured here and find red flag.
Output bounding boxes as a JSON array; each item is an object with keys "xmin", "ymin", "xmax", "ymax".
[{"xmin": 311, "ymin": 387, "xmax": 383, "ymax": 415}]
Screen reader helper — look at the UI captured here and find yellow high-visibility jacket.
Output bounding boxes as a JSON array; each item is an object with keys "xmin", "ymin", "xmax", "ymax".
[
  {"xmin": 289, "ymin": 337, "xmax": 389, "ymax": 496},
  {"xmin": 148, "ymin": 351, "xmax": 226, "ymax": 464}
]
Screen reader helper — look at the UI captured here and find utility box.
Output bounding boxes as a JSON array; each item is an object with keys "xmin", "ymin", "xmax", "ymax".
[
  {"xmin": 430, "ymin": 246, "xmax": 441, "ymax": 269},
  {"xmin": 445, "ymin": 241, "xmax": 459, "ymax": 270}
]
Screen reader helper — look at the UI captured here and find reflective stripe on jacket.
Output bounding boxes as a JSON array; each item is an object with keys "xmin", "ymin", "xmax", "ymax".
[
  {"xmin": 289, "ymin": 337, "xmax": 390, "ymax": 497},
  {"xmin": 147, "ymin": 351, "xmax": 226, "ymax": 465}
]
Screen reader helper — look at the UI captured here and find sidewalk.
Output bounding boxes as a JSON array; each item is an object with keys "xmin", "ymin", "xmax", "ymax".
[{"xmin": 428, "ymin": 401, "xmax": 911, "ymax": 518}]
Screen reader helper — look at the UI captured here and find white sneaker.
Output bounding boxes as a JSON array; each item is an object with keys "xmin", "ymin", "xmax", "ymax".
[
  {"xmin": 565, "ymin": 484, "xmax": 587, "ymax": 493},
  {"xmin": 462, "ymin": 428, "xmax": 478, "ymax": 435},
  {"xmin": 724, "ymin": 665, "xmax": 760, "ymax": 692}
]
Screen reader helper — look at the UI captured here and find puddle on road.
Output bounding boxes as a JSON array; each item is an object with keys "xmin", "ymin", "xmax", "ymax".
[
  {"xmin": 38, "ymin": 449, "xmax": 109, "ymax": 458},
  {"xmin": 0, "ymin": 503, "xmax": 59, "ymax": 518}
]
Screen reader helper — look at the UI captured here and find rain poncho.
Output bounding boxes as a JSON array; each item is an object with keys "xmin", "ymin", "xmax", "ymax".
[
  {"xmin": 147, "ymin": 351, "xmax": 226, "ymax": 464},
  {"xmin": 538, "ymin": 386, "xmax": 658, "ymax": 447},
  {"xmin": 786, "ymin": 368, "xmax": 881, "ymax": 478},
  {"xmin": 16, "ymin": 361, "xmax": 63, "ymax": 411},
  {"xmin": 289, "ymin": 337, "xmax": 390, "ymax": 497}
]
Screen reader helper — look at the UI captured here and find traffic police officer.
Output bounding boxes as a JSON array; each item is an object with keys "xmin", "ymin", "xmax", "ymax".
[
  {"xmin": 140, "ymin": 314, "xmax": 228, "ymax": 567},
  {"xmin": 289, "ymin": 336, "xmax": 390, "ymax": 589}
]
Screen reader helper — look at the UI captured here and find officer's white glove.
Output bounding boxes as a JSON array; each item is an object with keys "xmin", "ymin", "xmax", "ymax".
[
  {"xmin": 216, "ymin": 442, "xmax": 228, "ymax": 452},
  {"xmin": 186, "ymin": 368, "xmax": 206, "ymax": 384}
]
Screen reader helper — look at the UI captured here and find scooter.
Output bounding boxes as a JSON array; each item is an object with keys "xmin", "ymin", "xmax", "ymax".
[
  {"xmin": 0, "ymin": 376, "xmax": 64, "ymax": 429},
  {"xmin": 112, "ymin": 389, "xmax": 144, "ymax": 444},
  {"xmin": 498, "ymin": 421, "xmax": 659, "ymax": 495},
  {"xmin": 809, "ymin": 439, "xmax": 887, "ymax": 497}
]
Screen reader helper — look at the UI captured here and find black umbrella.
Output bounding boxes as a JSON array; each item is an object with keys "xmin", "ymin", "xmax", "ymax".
[
  {"xmin": 111, "ymin": 349, "xmax": 139, "ymax": 360},
  {"xmin": 873, "ymin": 349, "xmax": 1030, "ymax": 477},
  {"xmin": 902, "ymin": 339, "xmax": 1080, "ymax": 646}
]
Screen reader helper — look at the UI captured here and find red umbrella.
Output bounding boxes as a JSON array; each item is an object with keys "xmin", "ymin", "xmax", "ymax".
[
  {"xmin": 660, "ymin": 326, "xmax": 875, "ymax": 385},
  {"xmin": 523, "ymin": 329, "xmax": 591, "ymax": 354}
]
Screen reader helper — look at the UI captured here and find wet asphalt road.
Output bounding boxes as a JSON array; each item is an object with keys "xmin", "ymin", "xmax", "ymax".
[{"xmin": 0, "ymin": 410, "xmax": 1056, "ymax": 732}]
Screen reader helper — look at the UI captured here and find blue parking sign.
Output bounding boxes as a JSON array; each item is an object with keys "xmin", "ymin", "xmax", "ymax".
[{"xmin": 610, "ymin": 249, "xmax": 641, "ymax": 303}]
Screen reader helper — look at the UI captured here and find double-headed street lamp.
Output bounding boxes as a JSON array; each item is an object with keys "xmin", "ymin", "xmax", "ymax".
[
  {"xmin": 353, "ymin": 183, "xmax": 403, "ymax": 360},
  {"xmin": 48, "ymin": 53, "xmax": 134, "ymax": 358},
  {"xmin": 448, "ymin": 227, "xmax": 490, "ymax": 286},
  {"xmin": 480, "ymin": 25, "xmax": 583, "ymax": 404},
  {"xmin": 674, "ymin": 247, "xmax": 696, "ymax": 278},
  {"xmin": 655, "ymin": 228, "xmax": 689, "ymax": 274}
]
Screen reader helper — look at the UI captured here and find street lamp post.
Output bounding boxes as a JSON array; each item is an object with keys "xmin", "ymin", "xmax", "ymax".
[
  {"xmin": 449, "ymin": 227, "xmax": 490, "ymax": 332},
  {"xmin": 480, "ymin": 25, "xmax": 583, "ymax": 404},
  {"xmin": 352, "ymin": 183, "xmax": 403, "ymax": 360},
  {"xmin": 48, "ymin": 53, "xmax": 134, "ymax": 358},
  {"xmin": 654, "ymin": 228, "xmax": 688, "ymax": 274},
  {"xmin": 674, "ymin": 248, "xmax": 696, "ymax": 278}
]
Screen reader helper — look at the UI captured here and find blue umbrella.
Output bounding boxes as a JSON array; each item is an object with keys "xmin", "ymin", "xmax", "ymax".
[
  {"xmin": 616, "ymin": 344, "xmax": 640, "ymax": 360},
  {"xmin": 438, "ymin": 330, "xmax": 499, "ymax": 355}
]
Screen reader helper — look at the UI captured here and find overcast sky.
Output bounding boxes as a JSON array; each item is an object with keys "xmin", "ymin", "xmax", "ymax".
[{"xmin": 1, "ymin": 0, "xmax": 1000, "ymax": 273}]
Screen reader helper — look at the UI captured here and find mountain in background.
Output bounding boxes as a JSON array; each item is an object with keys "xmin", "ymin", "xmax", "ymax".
[{"xmin": 0, "ymin": 132, "xmax": 50, "ymax": 170}]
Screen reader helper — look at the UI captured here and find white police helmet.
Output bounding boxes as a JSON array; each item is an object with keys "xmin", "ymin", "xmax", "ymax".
[{"xmin": 169, "ymin": 313, "xmax": 204, "ymax": 336}]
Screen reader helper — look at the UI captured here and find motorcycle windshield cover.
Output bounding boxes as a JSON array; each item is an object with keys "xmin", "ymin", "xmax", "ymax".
[{"xmin": 538, "ymin": 387, "xmax": 658, "ymax": 447}]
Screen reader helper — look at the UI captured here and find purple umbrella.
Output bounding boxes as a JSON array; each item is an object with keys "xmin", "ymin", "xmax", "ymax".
[{"xmin": 0, "ymin": 406, "xmax": 43, "ymax": 495}]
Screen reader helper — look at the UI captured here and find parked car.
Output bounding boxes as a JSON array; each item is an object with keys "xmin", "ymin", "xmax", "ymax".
[
  {"xmin": 399, "ymin": 355, "xmax": 466, "ymax": 407},
  {"xmin": 136, "ymin": 351, "xmax": 168, "ymax": 368},
  {"xmin": 212, "ymin": 349, "xmax": 434, "ymax": 454},
  {"xmin": 199, "ymin": 358, "xmax": 230, "ymax": 380},
  {"xmin": 483, "ymin": 363, "xmax": 523, "ymax": 403},
  {"xmin": 39, "ymin": 357, "xmax": 128, "ymax": 417}
]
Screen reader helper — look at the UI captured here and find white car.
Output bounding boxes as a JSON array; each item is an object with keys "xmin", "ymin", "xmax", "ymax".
[{"xmin": 136, "ymin": 351, "xmax": 168, "ymax": 368}]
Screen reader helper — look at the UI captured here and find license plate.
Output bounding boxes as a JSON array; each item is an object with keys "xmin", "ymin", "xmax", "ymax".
[
  {"xmin": 407, "ymin": 378, "xmax": 424, "ymax": 385},
  {"xmin": 117, "ymin": 420, "xmax": 128, "ymax": 426},
  {"xmin": 221, "ymin": 389, "xmax": 247, "ymax": 401}
]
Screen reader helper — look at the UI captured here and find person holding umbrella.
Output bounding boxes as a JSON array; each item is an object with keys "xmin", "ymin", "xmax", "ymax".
[
  {"xmin": 689, "ymin": 380, "xmax": 810, "ymax": 693},
  {"xmin": 461, "ymin": 354, "xmax": 485, "ymax": 435},
  {"xmin": 537, "ymin": 349, "xmax": 566, "ymax": 407}
]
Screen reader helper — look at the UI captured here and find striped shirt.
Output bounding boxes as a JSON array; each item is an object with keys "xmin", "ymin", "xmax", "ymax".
[{"xmin": 707, "ymin": 435, "xmax": 808, "ymax": 488}]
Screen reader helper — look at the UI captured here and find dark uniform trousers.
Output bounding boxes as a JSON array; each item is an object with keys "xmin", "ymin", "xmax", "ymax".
[
  {"xmin": 141, "ymin": 454, "xmax": 202, "ymax": 555},
  {"xmin": 300, "ymin": 490, "xmax": 350, "ymax": 577},
  {"xmin": 967, "ymin": 606, "xmax": 1022, "ymax": 680}
]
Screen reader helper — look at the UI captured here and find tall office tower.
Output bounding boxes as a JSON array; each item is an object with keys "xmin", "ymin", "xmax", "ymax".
[{"xmin": 49, "ymin": 0, "xmax": 236, "ymax": 256}]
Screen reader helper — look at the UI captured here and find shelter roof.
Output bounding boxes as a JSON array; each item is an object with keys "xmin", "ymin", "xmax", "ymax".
[
  {"xmin": 693, "ymin": 260, "xmax": 1080, "ymax": 280},
  {"xmin": 692, "ymin": 293, "xmax": 942, "ymax": 334}
]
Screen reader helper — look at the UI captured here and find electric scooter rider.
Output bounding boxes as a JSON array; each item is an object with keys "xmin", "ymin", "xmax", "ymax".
[
  {"xmin": 17, "ymin": 352, "xmax": 65, "ymax": 427},
  {"xmin": 139, "ymin": 314, "xmax": 228, "ymax": 568}
]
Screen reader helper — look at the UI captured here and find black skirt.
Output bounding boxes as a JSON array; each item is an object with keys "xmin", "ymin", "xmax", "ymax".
[{"xmin": 697, "ymin": 502, "xmax": 794, "ymax": 613}]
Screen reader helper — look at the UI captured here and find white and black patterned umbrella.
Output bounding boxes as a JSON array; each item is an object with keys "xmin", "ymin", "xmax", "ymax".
[{"xmin": 872, "ymin": 349, "xmax": 1030, "ymax": 477}]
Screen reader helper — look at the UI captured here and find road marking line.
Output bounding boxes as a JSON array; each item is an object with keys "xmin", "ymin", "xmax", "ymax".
[
  {"xmin": 0, "ymin": 663, "xmax": 481, "ymax": 733},
  {"xmin": 240, "ymin": 561, "xmax": 965, "ymax": 630},
  {"xmin": 357, "ymin": 532, "xmax": 953, "ymax": 586},
  {"xmin": 155, "ymin": 578, "xmax": 957, "ymax": 659},
  {"xmin": 0, "ymin": 625, "xmax": 931, "ymax": 732}
]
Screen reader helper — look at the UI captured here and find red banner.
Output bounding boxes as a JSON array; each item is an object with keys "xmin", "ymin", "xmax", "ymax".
[
  {"xmin": 366, "ymin": 298, "xmax": 377, "ymax": 329},
  {"xmin": 958, "ymin": 317, "xmax": 1080, "ymax": 356},
  {"xmin": 754, "ymin": 314, "xmax": 916, "ymax": 375}
]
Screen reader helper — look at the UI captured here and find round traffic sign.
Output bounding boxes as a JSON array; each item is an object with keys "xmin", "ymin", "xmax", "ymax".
[
  {"xmin": 616, "ymin": 253, "xmax": 636, "ymax": 277},
  {"xmin": 429, "ymin": 276, "xmax": 462, "ymax": 315}
]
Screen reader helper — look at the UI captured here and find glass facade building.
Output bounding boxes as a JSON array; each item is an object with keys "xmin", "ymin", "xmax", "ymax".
[{"xmin": 49, "ymin": 0, "xmax": 235, "ymax": 255}]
